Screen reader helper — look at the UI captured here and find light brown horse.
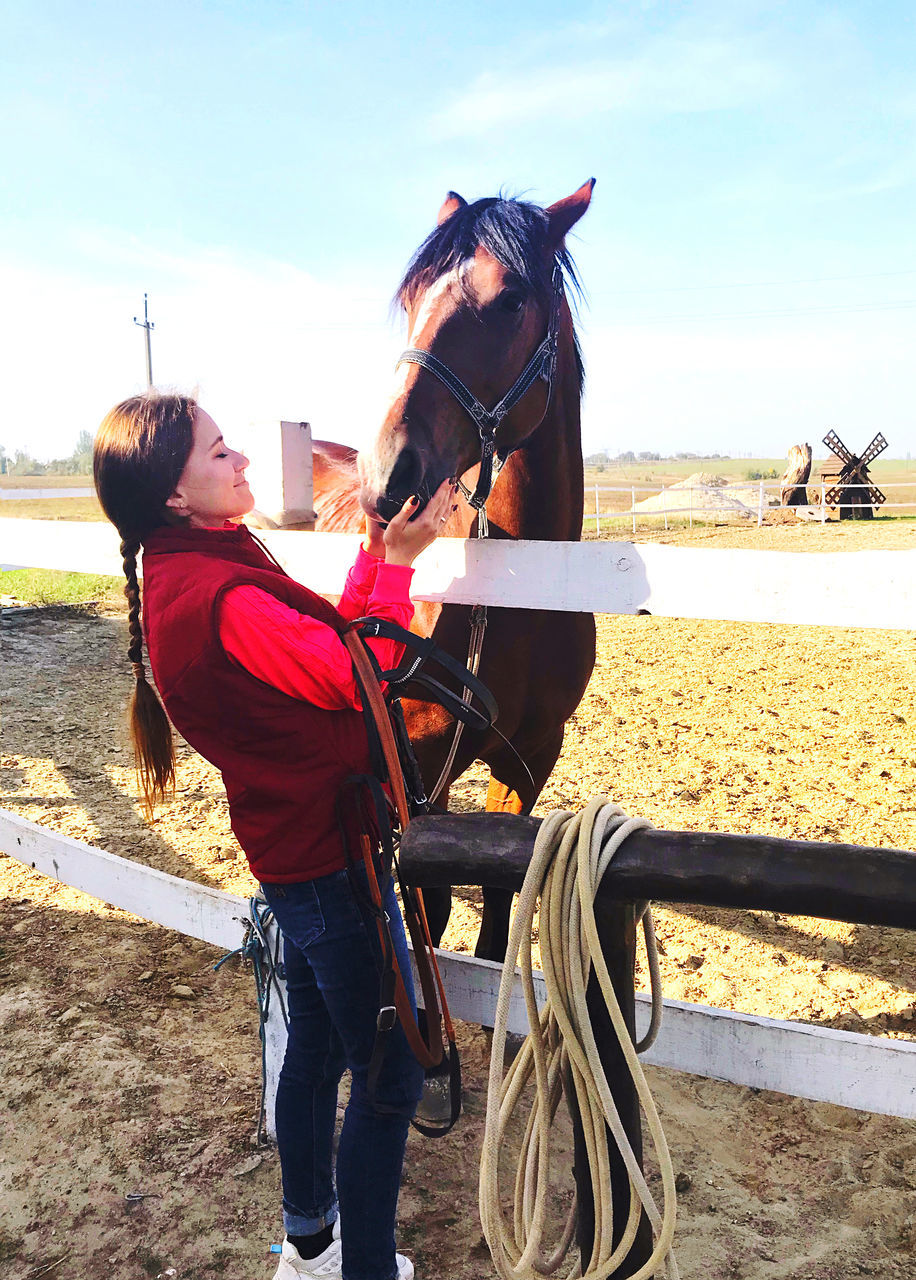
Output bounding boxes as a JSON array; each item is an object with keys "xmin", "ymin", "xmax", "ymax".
[{"xmin": 313, "ymin": 183, "xmax": 597, "ymax": 959}]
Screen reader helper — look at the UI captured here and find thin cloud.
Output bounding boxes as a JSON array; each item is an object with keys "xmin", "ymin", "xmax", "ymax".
[
  {"xmin": 428, "ymin": 36, "xmax": 784, "ymax": 140},
  {"xmin": 0, "ymin": 235, "xmax": 403, "ymax": 459}
]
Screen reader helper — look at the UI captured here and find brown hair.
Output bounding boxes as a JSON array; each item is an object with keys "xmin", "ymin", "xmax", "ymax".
[{"xmin": 93, "ymin": 392, "xmax": 196, "ymax": 815}]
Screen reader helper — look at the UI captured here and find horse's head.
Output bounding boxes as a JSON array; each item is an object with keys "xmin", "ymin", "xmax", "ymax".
[{"xmin": 360, "ymin": 181, "xmax": 594, "ymax": 522}]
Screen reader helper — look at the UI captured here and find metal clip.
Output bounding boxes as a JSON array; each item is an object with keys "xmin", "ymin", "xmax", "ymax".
[
  {"xmin": 377, "ymin": 1005, "xmax": 397, "ymax": 1031},
  {"xmin": 470, "ymin": 603, "xmax": 488, "ymax": 628}
]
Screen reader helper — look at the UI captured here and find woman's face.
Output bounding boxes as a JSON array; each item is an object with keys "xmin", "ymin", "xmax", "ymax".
[{"xmin": 166, "ymin": 410, "xmax": 254, "ymax": 527}]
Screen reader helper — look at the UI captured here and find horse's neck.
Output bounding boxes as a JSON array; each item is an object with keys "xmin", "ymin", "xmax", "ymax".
[{"xmin": 488, "ymin": 352, "xmax": 583, "ymax": 542}]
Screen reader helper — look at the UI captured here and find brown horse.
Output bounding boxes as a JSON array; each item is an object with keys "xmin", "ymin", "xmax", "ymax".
[{"xmin": 313, "ymin": 183, "xmax": 597, "ymax": 960}]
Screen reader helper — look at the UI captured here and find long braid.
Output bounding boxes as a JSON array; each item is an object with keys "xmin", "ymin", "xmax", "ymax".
[
  {"xmin": 121, "ymin": 537, "xmax": 176, "ymax": 814},
  {"xmin": 123, "ymin": 537, "xmax": 145, "ymax": 679}
]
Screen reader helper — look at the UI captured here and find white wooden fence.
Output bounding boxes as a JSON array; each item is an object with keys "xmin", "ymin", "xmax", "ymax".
[
  {"xmin": 3, "ymin": 810, "xmax": 913, "ymax": 1124},
  {"xmin": 4, "ymin": 515, "xmax": 916, "ymax": 630},
  {"xmin": 2, "ymin": 439, "xmax": 915, "ymax": 1125}
]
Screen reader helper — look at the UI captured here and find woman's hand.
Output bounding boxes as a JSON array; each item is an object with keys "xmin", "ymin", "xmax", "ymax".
[{"xmin": 380, "ymin": 480, "xmax": 458, "ymax": 567}]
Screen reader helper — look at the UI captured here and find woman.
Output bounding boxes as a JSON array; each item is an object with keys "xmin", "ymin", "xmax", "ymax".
[{"xmin": 94, "ymin": 391, "xmax": 456, "ymax": 1280}]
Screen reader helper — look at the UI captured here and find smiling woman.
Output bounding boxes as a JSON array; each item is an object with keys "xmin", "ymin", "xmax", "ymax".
[
  {"xmin": 91, "ymin": 388, "xmax": 455, "ymax": 1280},
  {"xmin": 163, "ymin": 411, "xmax": 254, "ymax": 527}
]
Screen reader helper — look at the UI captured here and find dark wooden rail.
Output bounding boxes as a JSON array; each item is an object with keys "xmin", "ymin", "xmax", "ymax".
[
  {"xmin": 400, "ymin": 813, "xmax": 916, "ymax": 930},
  {"xmin": 400, "ymin": 811, "xmax": 916, "ymax": 1278}
]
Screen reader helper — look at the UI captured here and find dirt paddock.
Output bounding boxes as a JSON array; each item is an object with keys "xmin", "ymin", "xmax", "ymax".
[{"xmin": 2, "ymin": 532, "xmax": 915, "ymax": 1279}]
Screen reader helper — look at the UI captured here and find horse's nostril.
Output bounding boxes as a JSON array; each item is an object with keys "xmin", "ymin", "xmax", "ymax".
[{"xmin": 386, "ymin": 446, "xmax": 423, "ymax": 504}]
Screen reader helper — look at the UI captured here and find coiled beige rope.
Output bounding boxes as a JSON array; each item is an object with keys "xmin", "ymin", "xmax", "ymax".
[{"xmin": 479, "ymin": 798, "xmax": 679, "ymax": 1279}]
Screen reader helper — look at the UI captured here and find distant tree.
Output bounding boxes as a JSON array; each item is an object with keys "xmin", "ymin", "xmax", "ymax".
[
  {"xmin": 38, "ymin": 430, "xmax": 95, "ymax": 475},
  {"xmin": 71, "ymin": 429, "xmax": 94, "ymax": 474},
  {"xmin": 11, "ymin": 449, "xmax": 46, "ymax": 476}
]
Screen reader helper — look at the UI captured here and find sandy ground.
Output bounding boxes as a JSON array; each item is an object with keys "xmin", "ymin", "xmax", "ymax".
[{"xmin": 2, "ymin": 525, "xmax": 915, "ymax": 1280}]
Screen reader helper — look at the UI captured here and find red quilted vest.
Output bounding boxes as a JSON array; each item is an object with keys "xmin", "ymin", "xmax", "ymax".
[{"xmin": 141, "ymin": 523, "xmax": 373, "ymax": 883}]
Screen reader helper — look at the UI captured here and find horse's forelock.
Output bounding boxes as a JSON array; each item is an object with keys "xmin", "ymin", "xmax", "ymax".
[
  {"xmin": 396, "ymin": 197, "xmax": 567, "ymax": 312},
  {"xmin": 393, "ymin": 194, "xmax": 585, "ymax": 393}
]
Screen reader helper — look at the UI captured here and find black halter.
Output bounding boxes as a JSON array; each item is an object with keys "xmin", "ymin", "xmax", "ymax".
[{"xmin": 396, "ymin": 265, "xmax": 565, "ymax": 510}]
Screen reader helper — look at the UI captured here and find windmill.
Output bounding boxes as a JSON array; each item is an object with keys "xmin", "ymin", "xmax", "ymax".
[{"xmin": 818, "ymin": 430, "xmax": 887, "ymax": 519}]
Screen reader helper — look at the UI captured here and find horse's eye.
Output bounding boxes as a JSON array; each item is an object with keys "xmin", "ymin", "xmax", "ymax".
[{"xmin": 498, "ymin": 290, "xmax": 526, "ymax": 314}]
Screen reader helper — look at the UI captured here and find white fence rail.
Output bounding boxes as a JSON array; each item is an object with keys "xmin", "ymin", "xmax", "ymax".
[
  {"xmin": 587, "ymin": 479, "xmax": 916, "ymax": 534},
  {"xmin": 3, "ymin": 516, "xmax": 916, "ymax": 629},
  {"xmin": 3, "ymin": 809, "xmax": 913, "ymax": 1123}
]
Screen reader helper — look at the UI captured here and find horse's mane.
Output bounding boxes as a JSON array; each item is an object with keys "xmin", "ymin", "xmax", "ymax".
[
  {"xmin": 311, "ymin": 439, "xmax": 363, "ymax": 533},
  {"xmin": 395, "ymin": 195, "xmax": 584, "ymax": 391}
]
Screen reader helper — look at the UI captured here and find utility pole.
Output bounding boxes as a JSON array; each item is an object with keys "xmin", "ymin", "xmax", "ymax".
[{"xmin": 133, "ymin": 293, "xmax": 155, "ymax": 388}]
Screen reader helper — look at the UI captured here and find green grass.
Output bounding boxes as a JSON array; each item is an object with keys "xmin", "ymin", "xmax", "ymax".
[
  {"xmin": 1, "ymin": 567, "xmax": 124, "ymax": 608},
  {"xmin": 0, "ymin": 496, "xmax": 105, "ymax": 521},
  {"xmin": 0, "ymin": 473, "xmax": 93, "ymax": 488}
]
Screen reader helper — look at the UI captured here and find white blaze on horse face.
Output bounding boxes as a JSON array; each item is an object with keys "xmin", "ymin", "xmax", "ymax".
[
  {"xmin": 406, "ymin": 269, "xmax": 460, "ymax": 348},
  {"xmin": 361, "ymin": 270, "xmax": 463, "ymax": 504},
  {"xmin": 377, "ymin": 270, "xmax": 462, "ymax": 428}
]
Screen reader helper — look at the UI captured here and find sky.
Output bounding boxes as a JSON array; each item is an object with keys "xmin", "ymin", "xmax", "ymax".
[{"xmin": 1, "ymin": 0, "xmax": 914, "ymax": 463}]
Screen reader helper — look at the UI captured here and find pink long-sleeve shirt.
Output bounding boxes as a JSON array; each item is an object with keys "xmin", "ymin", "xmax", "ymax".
[{"xmin": 218, "ymin": 545, "xmax": 414, "ymax": 709}]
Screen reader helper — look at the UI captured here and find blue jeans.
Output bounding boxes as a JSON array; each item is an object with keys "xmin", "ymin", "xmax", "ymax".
[{"xmin": 261, "ymin": 867, "xmax": 424, "ymax": 1280}]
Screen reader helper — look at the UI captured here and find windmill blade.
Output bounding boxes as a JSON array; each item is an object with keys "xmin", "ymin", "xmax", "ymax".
[
  {"xmin": 866, "ymin": 483, "xmax": 886, "ymax": 506},
  {"xmin": 823, "ymin": 429, "xmax": 854, "ymax": 465},
  {"xmin": 859, "ymin": 433, "xmax": 888, "ymax": 467}
]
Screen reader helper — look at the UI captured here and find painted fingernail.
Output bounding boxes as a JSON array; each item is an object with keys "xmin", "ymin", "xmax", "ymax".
[
  {"xmin": 452, "ymin": 504, "xmax": 458, "ymax": 512},
  {"xmin": 411, "ymin": 495, "xmax": 419, "ymax": 505}
]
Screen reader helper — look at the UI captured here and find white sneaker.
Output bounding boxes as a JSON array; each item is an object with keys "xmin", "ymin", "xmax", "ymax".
[
  {"xmin": 272, "ymin": 1236, "xmax": 343, "ymax": 1279},
  {"xmin": 271, "ymin": 1232, "xmax": 414, "ymax": 1280}
]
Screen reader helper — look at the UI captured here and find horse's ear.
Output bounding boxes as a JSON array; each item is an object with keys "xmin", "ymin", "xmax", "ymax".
[
  {"xmin": 545, "ymin": 178, "xmax": 596, "ymax": 248},
  {"xmin": 437, "ymin": 191, "xmax": 467, "ymax": 225}
]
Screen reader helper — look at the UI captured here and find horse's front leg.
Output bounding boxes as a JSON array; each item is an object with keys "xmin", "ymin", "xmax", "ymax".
[
  {"xmin": 417, "ymin": 783, "xmax": 452, "ymax": 947},
  {"xmin": 422, "ymin": 886, "xmax": 453, "ymax": 949}
]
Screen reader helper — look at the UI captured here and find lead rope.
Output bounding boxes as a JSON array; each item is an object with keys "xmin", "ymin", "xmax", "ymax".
[
  {"xmin": 479, "ymin": 797, "xmax": 677, "ymax": 1280},
  {"xmin": 214, "ymin": 896, "xmax": 289, "ymax": 1148},
  {"xmin": 428, "ymin": 494, "xmax": 491, "ymax": 805}
]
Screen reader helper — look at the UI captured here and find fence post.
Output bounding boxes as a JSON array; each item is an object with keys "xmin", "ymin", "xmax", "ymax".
[
  {"xmin": 571, "ymin": 897, "xmax": 652, "ymax": 1276},
  {"xmin": 244, "ymin": 420, "xmax": 315, "ymax": 528},
  {"xmin": 631, "ymin": 486, "xmax": 637, "ymax": 536},
  {"xmin": 758, "ymin": 481, "xmax": 764, "ymax": 528},
  {"xmin": 595, "ymin": 484, "xmax": 600, "ymax": 538},
  {"xmin": 821, "ymin": 479, "xmax": 826, "ymax": 525},
  {"xmin": 663, "ymin": 485, "xmax": 668, "ymax": 532}
]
